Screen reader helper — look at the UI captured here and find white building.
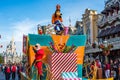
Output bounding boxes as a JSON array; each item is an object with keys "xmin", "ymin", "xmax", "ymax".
[{"xmin": 3, "ymin": 38, "xmax": 22, "ymax": 64}]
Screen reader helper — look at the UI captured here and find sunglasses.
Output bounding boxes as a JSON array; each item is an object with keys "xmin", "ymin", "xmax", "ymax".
[{"xmin": 35, "ymin": 45, "xmax": 38, "ymax": 48}]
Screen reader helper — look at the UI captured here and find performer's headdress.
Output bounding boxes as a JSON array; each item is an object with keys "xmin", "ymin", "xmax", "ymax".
[{"xmin": 56, "ymin": 4, "xmax": 61, "ymax": 10}]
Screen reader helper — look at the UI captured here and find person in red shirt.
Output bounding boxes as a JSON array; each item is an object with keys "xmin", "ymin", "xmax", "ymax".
[
  {"xmin": 5, "ymin": 64, "xmax": 11, "ymax": 80},
  {"xmin": 105, "ymin": 62, "xmax": 110, "ymax": 78},
  {"xmin": 95, "ymin": 59, "xmax": 101, "ymax": 68},
  {"xmin": 11, "ymin": 63, "xmax": 17, "ymax": 80},
  {"xmin": 32, "ymin": 43, "xmax": 44, "ymax": 80}
]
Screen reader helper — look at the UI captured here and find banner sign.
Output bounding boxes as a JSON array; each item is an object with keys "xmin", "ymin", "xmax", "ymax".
[{"xmin": 23, "ymin": 35, "xmax": 27, "ymax": 54}]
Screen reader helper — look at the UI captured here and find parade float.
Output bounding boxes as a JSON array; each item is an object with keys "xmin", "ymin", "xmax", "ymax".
[{"xmin": 22, "ymin": 4, "xmax": 113, "ymax": 80}]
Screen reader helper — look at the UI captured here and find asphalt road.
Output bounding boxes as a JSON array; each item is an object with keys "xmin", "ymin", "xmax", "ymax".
[{"xmin": 0, "ymin": 71, "xmax": 19, "ymax": 80}]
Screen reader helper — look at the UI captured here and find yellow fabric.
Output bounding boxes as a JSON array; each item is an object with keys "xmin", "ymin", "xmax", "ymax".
[
  {"xmin": 51, "ymin": 13, "xmax": 63, "ymax": 24},
  {"xmin": 51, "ymin": 34, "xmax": 69, "ymax": 52},
  {"xmin": 74, "ymin": 46, "xmax": 85, "ymax": 64},
  {"xmin": 88, "ymin": 77, "xmax": 114, "ymax": 80},
  {"xmin": 29, "ymin": 46, "xmax": 35, "ymax": 66}
]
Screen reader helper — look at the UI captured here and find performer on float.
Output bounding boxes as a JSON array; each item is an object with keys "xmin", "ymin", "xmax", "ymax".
[
  {"xmin": 52, "ymin": 4, "xmax": 63, "ymax": 24},
  {"xmin": 32, "ymin": 43, "xmax": 44, "ymax": 80},
  {"xmin": 51, "ymin": 4, "xmax": 64, "ymax": 35},
  {"xmin": 37, "ymin": 24, "xmax": 43, "ymax": 35}
]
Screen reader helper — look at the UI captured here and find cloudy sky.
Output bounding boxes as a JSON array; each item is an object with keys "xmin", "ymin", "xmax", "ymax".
[{"xmin": 0, "ymin": 0, "xmax": 105, "ymax": 54}]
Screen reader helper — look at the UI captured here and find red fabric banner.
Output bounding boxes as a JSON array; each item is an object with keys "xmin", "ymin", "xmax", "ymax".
[{"xmin": 23, "ymin": 35, "xmax": 27, "ymax": 54}]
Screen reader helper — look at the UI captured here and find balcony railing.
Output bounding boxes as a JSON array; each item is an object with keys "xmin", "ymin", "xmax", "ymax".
[
  {"xmin": 107, "ymin": 37, "xmax": 120, "ymax": 43},
  {"xmin": 98, "ymin": 18, "xmax": 107, "ymax": 27},
  {"xmin": 108, "ymin": 13, "xmax": 119, "ymax": 22},
  {"xmin": 98, "ymin": 11, "xmax": 120, "ymax": 26},
  {"xmin": 85, "ymin": 37, "xmax": 120, "ymax": 53}
]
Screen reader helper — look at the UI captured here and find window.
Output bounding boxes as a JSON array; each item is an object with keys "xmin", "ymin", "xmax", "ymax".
[
  {"xmin": 118, "ymin": 32, "xmax": 120, "ymax": 37},
  {"xmin": 111, "ymin": 34, "xmax": 115, "ymax": 38},
  {"xmin": 107, "ymin": 36, "xmax": 110, "ymax": 39}
]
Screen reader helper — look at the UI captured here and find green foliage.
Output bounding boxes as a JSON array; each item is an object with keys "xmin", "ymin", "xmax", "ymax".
[
  {"xmin": 0, "ymin": 54, "xmax": 4, "ymax": 63},
  {"xmin": 98, "ymin": 44, "xmax": 113, "ymax": 51}
]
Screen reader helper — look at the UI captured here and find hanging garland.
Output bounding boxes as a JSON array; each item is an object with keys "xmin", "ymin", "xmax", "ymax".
[{"xmin": 98, "ymin": 44, "xmax": 113, "ymax": 56}]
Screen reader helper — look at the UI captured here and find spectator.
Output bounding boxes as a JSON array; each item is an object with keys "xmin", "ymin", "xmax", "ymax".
[
  {"xmin": 113, "ymin": 59, "xmax": 119, "ymax": 80},
  {"xmin": 2, "ymin": 64, "xmax": 5, "ymax": 73},
  {"xmin": 11, "ymin": 63, "xmax": 17, "ymax": 80},
  {"xmin": 17, "ymin": 63, "xmax": 23, "ymax": 80},
  {"xmin": 105, "ymin": 62, "xmax": 110, "ymax": 78},
  {"xmin": 5, "ymin": 64, "xmax": 11, "ymax": 80},
  {"xmin": 95, "ymin": 59, "xmax": 101, "ymax": 68}
]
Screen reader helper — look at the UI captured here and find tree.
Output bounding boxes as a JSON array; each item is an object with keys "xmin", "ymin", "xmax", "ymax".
[{"xmin": 0, "ymin": 54, "xmax": 4, "ymax": 63}]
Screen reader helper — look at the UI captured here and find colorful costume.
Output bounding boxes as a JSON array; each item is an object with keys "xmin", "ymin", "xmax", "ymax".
[
  {"xmin": 51, "ymin": 4, "xmax": 64, "ymax": 35},
  {"xmin": 52, "ymin": 4, "xmax": 63, "ymax": 24},
  {"xmin": 35, "ymin": 48, "xmax": 44, "ymax": 76},
  {"xmin": 54, "ymin": 20, "xmax": 64, "ymax": 35},
  {"xmin": 38, "ymin": 27, "xmax": 43, "ymax": 35}
]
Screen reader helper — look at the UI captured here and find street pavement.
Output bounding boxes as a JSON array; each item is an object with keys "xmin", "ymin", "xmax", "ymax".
[
  {"xmin": 0, "ymin": 71, "xmax": 18, "ymax": 80},
  {"xmin": 0, "ymin": 71, "xmax": 5, "ymax": 80}
]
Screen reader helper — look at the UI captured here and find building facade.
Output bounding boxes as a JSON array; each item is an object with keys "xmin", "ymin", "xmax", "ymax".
[
  {"xmin": 82, "ymin": 9, "xmax": 99, "ymax": 44},
  {"xmin": 75, "ymin": 21, "xmax": 84, "ymax": 35},
  {"xmin": 97, "ymin": 0, "xmax": 120, "ymax": 60},
  {"xmin": 85, "ymin": 0, "xmax": 120, "ymax": 62},
  {"xmin": 3, "ymin": 38, "xmax": 22, "ymax": 64}
]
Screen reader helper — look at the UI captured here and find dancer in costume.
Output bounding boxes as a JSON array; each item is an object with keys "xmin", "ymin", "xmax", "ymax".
[
  {"xmin": 32, "ymin": 43, "xmax": 44, "ymax": 80},
  {"xmin": 52, "ymin": 4, "xmax": 64, "ymax": 35}
]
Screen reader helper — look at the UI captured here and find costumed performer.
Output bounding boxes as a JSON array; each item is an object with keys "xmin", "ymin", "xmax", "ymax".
[
  {"xmin": 51, "ymin": 4, "xmax": 63, "ymax": 24},
  {"xmin": 32, "ymin": 43, "xmax": 44, "ymax": 80},
  {"xmin": 51, "ymin": 4, "xmax": 64, "ymax": 35}
]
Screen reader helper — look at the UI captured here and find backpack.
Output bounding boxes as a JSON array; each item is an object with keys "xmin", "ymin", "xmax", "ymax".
[{"xmin": 12, "ymin": 66, "xmax": 16, "ymax": 72}]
